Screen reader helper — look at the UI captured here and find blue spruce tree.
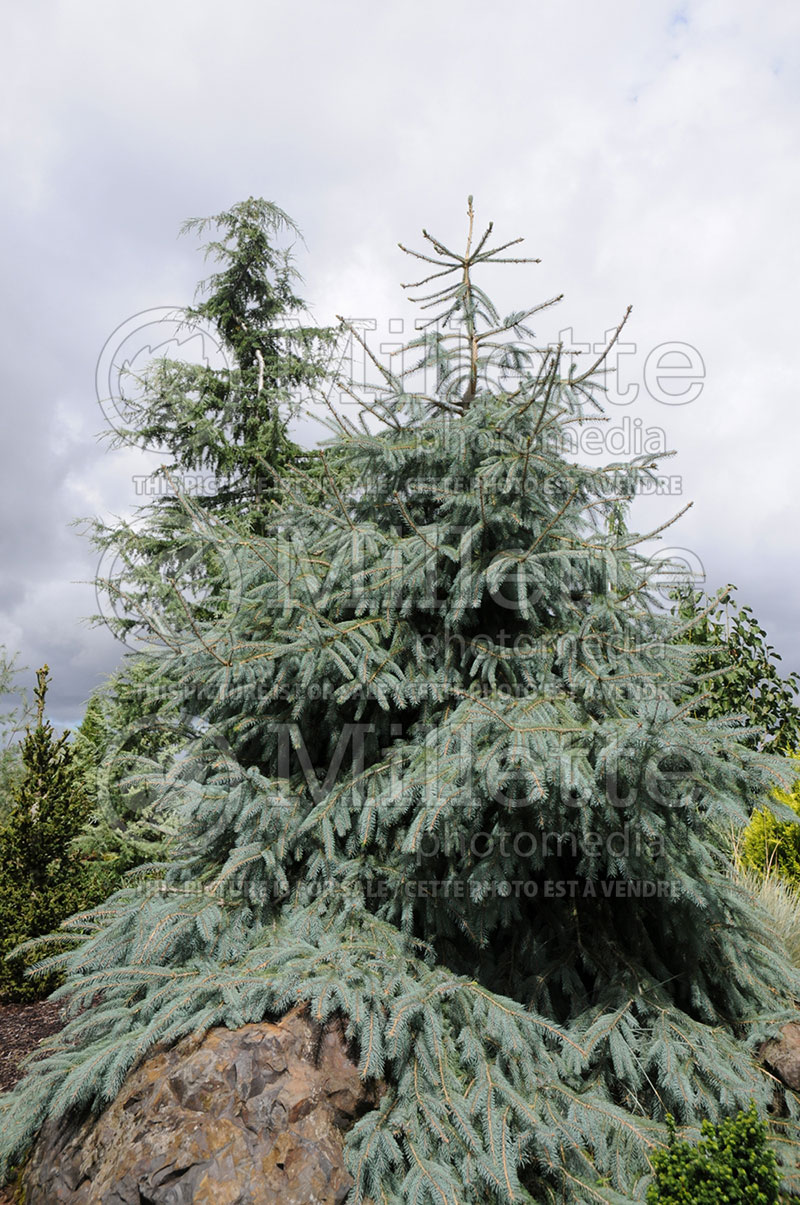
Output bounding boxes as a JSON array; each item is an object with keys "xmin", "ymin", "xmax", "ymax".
[{"xmin": 2, "ymin": 200, "xmax": 800, "ymax": 1202}]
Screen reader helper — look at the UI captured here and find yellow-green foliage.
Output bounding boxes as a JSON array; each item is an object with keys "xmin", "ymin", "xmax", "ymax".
[
  {"xmin": 740, "ymin": 757, "xmax": 800, "ymax": 886},
  {"xmin": 646, "ymin": 1102, "xmax": 780, "ymax": 1205}
]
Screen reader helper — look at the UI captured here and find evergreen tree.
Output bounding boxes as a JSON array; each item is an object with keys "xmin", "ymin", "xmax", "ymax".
[
  {"xmin": 86, "ymin": 196, "xmax": 338, "ymax": 651},
  {"xmin": 74, "ymin": 200, "xmax": 339, "ymax": 878},
  {"xmin": 69, "ymin": 656, "xmax": 188, "ymax": 896},
  {"xmin": 104, "ymin": 195, "xmax": 336, "ymax": 526},
  {"xmin": 71, "ymin": 201, "xmax": 342, "ymax": 904},
  {"xmin": 3, "ymin": 203, "xmax": 800, "ymax": 1201},
  {"xmin": 0, "ymin": 645, "xmax": 31, "ymax": 825},
  {"xmin": 0, "ymin": 667, "xmax": 94, "ymax": 1001}
]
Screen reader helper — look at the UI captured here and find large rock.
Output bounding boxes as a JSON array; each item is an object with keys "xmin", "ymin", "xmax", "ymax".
[
  {"xmin": 760, "ymin": 1020, "xmax": 800, "ymax": 1092},
  {"xmin": 21, "ymin": 1006, "xmax": 378, "ymax": 1204}
]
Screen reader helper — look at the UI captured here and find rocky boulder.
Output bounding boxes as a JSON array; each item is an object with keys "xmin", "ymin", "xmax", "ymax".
[
  {"xmin": 20, "ymin": 1006, "xmax": 378, "ymax": 1204},
  {"xmin": 760, "ymin": 1020, "xmax": 800, "ymax": 1093}
]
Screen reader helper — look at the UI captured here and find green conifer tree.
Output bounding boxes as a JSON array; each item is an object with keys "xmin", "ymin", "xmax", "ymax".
[
  {"xmin": 3, "ymin": 203, "xmax": 800, "ymax": 1201},
  {"xmin": 0, "ymin": 667, "xmax": 93, "ymax": 1001},
  {"xmin": 0, "ymin": 645, "xmax": 33, "ymax": 825},
  {"xmin": 69, "ymin": 657, "xmax": 188, "ymax": 896},
  {"xmin": 86, "ymin": 196, "xmax": 339, "ymax": 650},
  {"xmin": 104, "ymin": 196, "xmax": 336, "ymax": 526},
  {"xmin": 72, "ymin": 200, "xmax": 340, "ymax": 888}
]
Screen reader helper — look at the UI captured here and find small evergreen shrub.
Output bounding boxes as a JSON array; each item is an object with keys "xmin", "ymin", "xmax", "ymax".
[
  {"xmin": 0, "ymin": 668, "xmax": 100, "ymax": 1002},
  {"xmin": 646, "ymin": 1102, "xmax": 780, "ymax": 1204},
  {"xmin": 740, "ymin": 765, "xmax": 800, "ymax": 888}
]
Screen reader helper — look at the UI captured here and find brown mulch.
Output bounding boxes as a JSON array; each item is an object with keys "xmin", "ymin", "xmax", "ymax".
[
  {"xmin": 0, "ymin": 999, "xmax": 68, "ymax": 1204},
  {"xmin": 0, "ymin": 999, "xmax": 66, "ymax": 1094}
]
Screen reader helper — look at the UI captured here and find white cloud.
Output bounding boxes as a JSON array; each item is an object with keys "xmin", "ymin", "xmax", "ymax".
[{"xmin": 1, "ymin": 0, "xmax": 799, "ymax": 715}]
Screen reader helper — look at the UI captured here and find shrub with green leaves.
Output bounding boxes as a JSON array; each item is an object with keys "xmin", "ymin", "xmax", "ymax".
[
  {"xmin": 670, "ymin": 585, "xmax": 800, "ymax": 756},
  {"xmin": 646, "ymin": 1101, "xmax": 780, "ymax": 1204},
  {"xmin": 671, "ymin": 587, "xmax": 800, "ymax": 888}
]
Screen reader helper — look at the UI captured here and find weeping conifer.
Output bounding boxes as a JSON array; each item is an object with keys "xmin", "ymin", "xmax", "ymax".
[
  {"xmin": 3, "ymin": 201, "xmax": 800, "ymax": 1202},
  {"xmin": 85, "ymin": 197, "xmax": 338, "ymax": 651}
]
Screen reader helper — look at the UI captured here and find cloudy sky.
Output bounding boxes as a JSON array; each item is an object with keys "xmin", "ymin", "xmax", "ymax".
[{"xmin": 1, "ymin": 0, "xmax": 798, "ymax": 727}]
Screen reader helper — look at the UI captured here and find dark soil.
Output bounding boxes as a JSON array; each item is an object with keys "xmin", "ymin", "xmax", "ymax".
[
  {"xmin": 0, "ymin": 999, "xmax": 65, "ymax": 1094},
  {"xmin": 0, "ymin": 998, "xmax": 67, "ymax": 1203}
]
